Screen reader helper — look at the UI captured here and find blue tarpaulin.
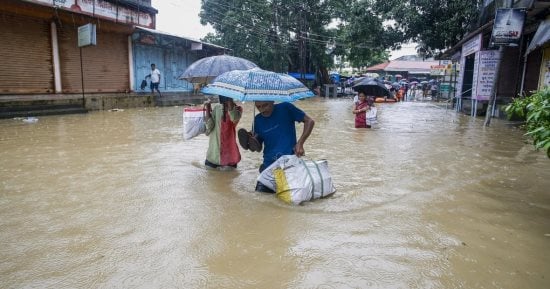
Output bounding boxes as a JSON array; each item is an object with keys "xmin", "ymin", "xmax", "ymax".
[
  {"xmin": 288, "ymin": 72, "xmax": 316, "ymax": 80},
  {"xmin": 329, "ymin": 72, "xmax": 341, "ymax": 84}
]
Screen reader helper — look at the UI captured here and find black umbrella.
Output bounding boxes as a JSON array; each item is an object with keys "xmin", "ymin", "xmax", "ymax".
[
  {"xmin": 352, "ymin": 78, "xmax": 391, "ymax": 97},
  {"xmin": 351, "ymin": 76, "xmax": 369, "ymax": 86}
]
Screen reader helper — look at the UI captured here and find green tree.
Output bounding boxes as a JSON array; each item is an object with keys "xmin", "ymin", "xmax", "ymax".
[
  {"xmin": 199, "ymin": 0, "xmax": 275, "ymax": 69},
  {"xmin": 200, "ymin": 0, "xmax": 394, "ymax": 82},
  {"xmin": 200, "ymin": 1, "xmax": 471, "ymax": 80},
  {"xmin": 343, "ymin": 1, "xmax": 402, "ymax": 68},
  {"xmin": 199, "ymin": 0, "xmax": 337, "ymax": 73},
  {"xmin": 374, "ymin": 0, "xmax": 481, "ymax": 56}
]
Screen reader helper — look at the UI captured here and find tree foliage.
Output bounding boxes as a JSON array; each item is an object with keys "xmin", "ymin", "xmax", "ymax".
[
  {"xmin": 199, "ymin": 0, "xmax": 399, "ymax": 78},
  {"xmin": 198, "ymin": 0, "xmax": 481, "ymax": 77},
  {"xmin": 199, "ymin": 0, "xmax": 342, "ymax": 74},
  {"xmin": 343, "ymin": 1, "xmax": 403, "ymax": 68},
  {"xmin": 373, "ymin": 0, "xmax": 481, "ymax": 56}
]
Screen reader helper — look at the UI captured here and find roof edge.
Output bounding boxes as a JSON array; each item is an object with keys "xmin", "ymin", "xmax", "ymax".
[{"xmin": 135, "ymin": 27, "xmax": 229, "ymax": 51}]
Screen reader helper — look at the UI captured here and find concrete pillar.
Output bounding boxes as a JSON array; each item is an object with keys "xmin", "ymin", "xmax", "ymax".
[
  {"xmin": 51, "ymin": 21, "xmax": 62, "ymax": 93},
  {"xmin": 128, "ymin": 36, "xmax": 135, "ymax": 91}
]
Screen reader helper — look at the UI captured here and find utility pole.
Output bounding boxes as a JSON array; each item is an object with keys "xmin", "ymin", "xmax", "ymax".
[
  {"xmin": 272, "ymin": 0, "xmax": 279, "ymax": 71},
  {"xmin": 298, "ymin": 3, "xmax": 305, "ymax": 81}
]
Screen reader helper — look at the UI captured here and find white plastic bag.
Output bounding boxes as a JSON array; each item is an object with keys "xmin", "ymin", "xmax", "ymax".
[
  {"xmin": 183, "ymin": 107, "xmax": 206, "ymax": 140},
  {"xmin": 366, "ymin": 106, "xmax": 377, "ymax": 126},
  {"xmin": 257, "ymin": 155, "xmax": 336, "ymax": 205}
]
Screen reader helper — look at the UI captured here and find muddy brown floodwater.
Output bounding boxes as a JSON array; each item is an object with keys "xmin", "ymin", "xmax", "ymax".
[{"xmin": 1, "ymin": 98, "xmax": 549, "ymax": 289}]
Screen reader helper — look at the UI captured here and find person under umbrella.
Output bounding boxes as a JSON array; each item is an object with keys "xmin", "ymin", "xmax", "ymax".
[
  {"xmin": 420, "ymin": 81, "xmax": 430, "ymax": 98},
  {"xmin": 246, "ymin": 100, "xmax": 315, "ymax": 193},
  {"xmin": 203, "ymin": 95, "xmax": 243, "ymax": 169},
  {"xmin": 352, "ymin": 92, "xmax": 374, "ymax": 128},
  {"xmin": 391, "ymin": 82, "xmax": 401, "ymax": 90},
  {"xmin": 201, "ymin": 69, "xmax": 316, "ymax": 192},
  {"xmin": 353, "ymin": 78, "xmax": 392, "ymax": 98}
]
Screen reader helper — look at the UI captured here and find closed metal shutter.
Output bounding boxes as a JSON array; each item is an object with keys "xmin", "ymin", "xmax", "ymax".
[
  {"xmin": 524, "ymin": 48, "xmax": 542, "ymax": 92},
  {"xmin": 498, "ymin": 48, "xmax": 521, "ymax": 100},
  {"xmin": 0, "ymin": 12, "xmax": 53, "ymax": 94},
  {"xmin": 58, "ymin": 24, "xmax": 129, "ymax": 93}
]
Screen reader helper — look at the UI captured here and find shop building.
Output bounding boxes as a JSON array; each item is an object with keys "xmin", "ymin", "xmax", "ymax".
[
  {"xmin": 440, "ymin": 0, "xmax": 550, "ymax": 117},
  {"xmin": 1, "ymin": 0, "xmax": 155, "ymax": 95},
  {"xmin": 131, "ymin": 27, "xmax": 228, "ymax": 94},
  {"xmin": 0, "ymin": 0, "xmax": 228, "ymax": 117}
]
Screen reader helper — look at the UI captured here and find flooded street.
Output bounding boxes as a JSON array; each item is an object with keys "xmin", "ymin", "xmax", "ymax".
[{"xmin": 1, "ymin": 98, "xmax": 549, "ymax": 289}]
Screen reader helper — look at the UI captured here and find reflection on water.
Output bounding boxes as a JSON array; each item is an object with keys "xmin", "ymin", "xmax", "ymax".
[{"xmin": 1, "ymin": 100, "xmax": 549, "ymax": 288}]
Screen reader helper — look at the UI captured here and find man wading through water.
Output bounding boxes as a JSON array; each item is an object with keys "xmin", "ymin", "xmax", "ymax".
[{"xmin": 238, "ymin": 101, "xmax": 315, "ymax": 193}]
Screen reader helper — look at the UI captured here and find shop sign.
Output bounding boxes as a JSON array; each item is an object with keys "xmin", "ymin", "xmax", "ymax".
[
  {"xmin": 139, "ymin": 34, "xmax": 156, "ymax": 45},
  {"xmin": 440, "ymin": 84, "xmax": 453, "ymax": 93},
  {"xmin": 472, "ymin": 50, "xmax": 500, "ymax": 101},
  {"xmin": 462, "ymin": 33, "xmax": 482, "ymax": 57},
  {"xmin": 24, "ymin": 0, "xmax": 153, "ymax": 27},
  {"xmin": 490, "ymin": 8, "xmax": 526, "ymax": 47},
  {"xmin": 430, "ymin": 65, "xmax": 446, "ymax": 76},
  {"xmin": 456, "ymin": 60, "xmax": 465, "ymax": 98},
  {"xmin": 78, "ymin": 23, "xmax": 96, "ymax": 47}
]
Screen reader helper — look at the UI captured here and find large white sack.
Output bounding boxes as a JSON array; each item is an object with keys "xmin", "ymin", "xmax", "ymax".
[
  {"xmin": 183, "ymin": 107, "xmax": 206, "ymax": 140},
  {"xmin": 257, "ymin": 155, "xmax": 336, "ymax": 205},
  {"xmin": 366, "ymin": 106, "xmax": 377, "ymax": 126}
]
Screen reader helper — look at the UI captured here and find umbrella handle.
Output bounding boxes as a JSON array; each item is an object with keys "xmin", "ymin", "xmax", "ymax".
[{"xmin": 251, "ymin": 104, "xmax": 255, "ymax": 134}]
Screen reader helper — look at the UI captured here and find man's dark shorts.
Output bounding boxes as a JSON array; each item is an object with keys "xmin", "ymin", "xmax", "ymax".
[{"xmin": 150, "ymin": 82, "xmax": 159, "ymax": 91}]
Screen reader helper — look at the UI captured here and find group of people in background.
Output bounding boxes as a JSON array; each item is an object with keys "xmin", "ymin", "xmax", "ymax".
[{"xmin": 391, "ymin": 80, "xmax": 439, "ymax": 102}]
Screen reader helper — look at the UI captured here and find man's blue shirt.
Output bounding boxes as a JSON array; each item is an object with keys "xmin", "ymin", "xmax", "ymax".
[{"xmin": 254, "ymin": 102, "xmax": 305, "ymax": 167}]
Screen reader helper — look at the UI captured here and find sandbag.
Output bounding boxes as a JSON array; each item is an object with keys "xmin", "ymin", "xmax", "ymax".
[
  {"xmin": 257, "ymin": 155, "xmax": 336, "ymax": 205},
  {"xmin": 183, "ymin": 107, "xmax": 206, "ymax": 140}
]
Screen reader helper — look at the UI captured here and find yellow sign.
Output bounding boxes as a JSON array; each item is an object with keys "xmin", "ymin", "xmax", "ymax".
[{"xmin": 430, "ymin": 65, "xmax": 446, "ymax": 76}]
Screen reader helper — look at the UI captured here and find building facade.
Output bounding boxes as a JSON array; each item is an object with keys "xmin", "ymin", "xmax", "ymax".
[
  {"xmin": 131, "ymin": 27, "xmax": 228, "ymax": 93},
  {"xmin": 441, "ymin": 0, "xmax": 550, "ymax": 117},
  {"xmin": 0, "ymin": 0, "xmax": 228, "ymax": 116},
  {"xmin": 0, "ymin": 0, "xmax": 156, "ymax": 95}
]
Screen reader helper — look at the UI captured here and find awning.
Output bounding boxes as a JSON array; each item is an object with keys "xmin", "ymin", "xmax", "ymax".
[{"xmin": 525, "ymin": 19, "xmax": 550, "ymax": 57}]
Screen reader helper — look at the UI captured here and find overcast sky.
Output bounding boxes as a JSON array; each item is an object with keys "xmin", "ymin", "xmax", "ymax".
[
  {"xmin": 151, "ymin": 0, "xmax": 415, "ymax": 59},
  {"xmin": 152, "ymin": 0, "xmax": 214, "ymax": 40}
]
